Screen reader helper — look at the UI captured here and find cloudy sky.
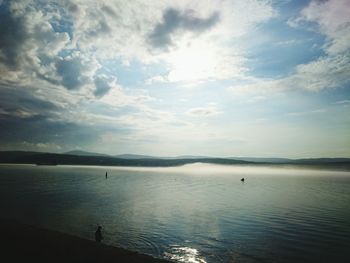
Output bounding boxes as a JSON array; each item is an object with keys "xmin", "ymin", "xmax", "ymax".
[{"xmin": 0, "ymin": 0, "xmax": 349, "ymax": 157}]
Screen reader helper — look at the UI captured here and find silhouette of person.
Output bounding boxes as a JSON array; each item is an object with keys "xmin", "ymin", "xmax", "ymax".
[
  {"xmin": 95, "ymin": 226, "xmax": 103, "ymax": 242},
  {"xmin": 105, "ymin": 172, "xmax": 108, "ymax": 179},
  {"xmin": 241, "ymin": 178, "xmax": 245, "ymax": 182}
]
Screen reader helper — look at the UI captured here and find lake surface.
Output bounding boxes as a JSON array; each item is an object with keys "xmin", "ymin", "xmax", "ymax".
[{"xmin": 0, "ymin": 164, "xmax": 349, "ymax": 262}]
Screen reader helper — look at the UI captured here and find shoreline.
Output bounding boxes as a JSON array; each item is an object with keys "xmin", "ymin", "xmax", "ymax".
[
  {"xmin": 1, "ymin": 151, "xmax": 349, "ymax": 171},
  {"xmin": 1, "ymin": 162, "xmax": 350, "ymax": 172},
  {"xmin": 0, "ymin": 219, "xmax": 171, "ymax": 263}
]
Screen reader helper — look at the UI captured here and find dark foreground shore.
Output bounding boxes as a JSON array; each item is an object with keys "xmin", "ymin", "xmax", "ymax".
[{"xmin": 0, "ymin": 219, "xmax": 171, "ymax": 263}]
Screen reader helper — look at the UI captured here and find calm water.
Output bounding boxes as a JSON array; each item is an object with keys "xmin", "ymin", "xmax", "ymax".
[{"xmin": 0, "ymin": 164, "xmax": 349, "ymax": 262}]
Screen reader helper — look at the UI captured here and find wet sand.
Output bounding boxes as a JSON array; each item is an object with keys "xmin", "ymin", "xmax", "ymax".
[{"xmin": 0, "ymin": 219, "xmax": 171, "ymax": 263}]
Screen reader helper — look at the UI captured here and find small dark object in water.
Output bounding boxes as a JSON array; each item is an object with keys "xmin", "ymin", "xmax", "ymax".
[
  {"xmin": 241, "ymin": 178, "xmax": 245, "ymax": 182},
  {"xmin": 105, "ymin": 172, "xmax": 108, "ymax": 179},
  {"xmin": 95, "ymin": 226, "xmax": 103, "ymax": 242}
]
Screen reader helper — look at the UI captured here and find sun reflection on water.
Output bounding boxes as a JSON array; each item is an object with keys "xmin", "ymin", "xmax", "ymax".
[{"xmin": 164, "ymin": 246, "xmax": 207, "ymax": 263}]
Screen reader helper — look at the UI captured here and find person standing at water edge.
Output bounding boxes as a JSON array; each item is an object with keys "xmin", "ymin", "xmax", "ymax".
[{"xmin": 95, "ymin": 226, "xmax": 103, "ymax": 242}]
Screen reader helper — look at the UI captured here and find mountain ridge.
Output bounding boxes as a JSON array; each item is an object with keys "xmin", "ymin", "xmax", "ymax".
[
  {"xmin": 1, "ymin": 151, "xmax": 350, "ymax": 170},
  {"xmin": 64, "ymin": 150, "xmax": 109, "ymax": 157}
]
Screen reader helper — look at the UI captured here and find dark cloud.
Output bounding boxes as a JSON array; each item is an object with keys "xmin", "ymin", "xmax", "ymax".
[
  {"xmin": 0, "ymin": 82, "xmax": 128, "ymax": 152},
  {"xmin": 101, "ymin": 5, "xmax": 117, "ymax": 18},
  {"xmin": 94, "ymin": 76, "xmax": 113, "ymax": 98},
  {"xmin": 0, "ymin": 104, "xmax": 133, "ymax": 152},
  {"xmin": 0, "ymin": 1, "xmax": 72, "ymax": 89},
  {"xmin": 56, "ymin": 57, "xmax": 88, "ymax": 90},
  {"xmin": 0, "ymin": 84, "xmax": 60, "ymax": 117},
  {"xmin": 0, "ymin": 1, "xmax": 119, "ymax": 98},
  {"xmin": 0, "ymin": 5, "xmax": 27, "ymax": 69},
  {"xmin": 0, "ymin": 84, "xmax": 94, "ymax": 149},
  {"xmin": 0, "ymin": 114, "xmax": 97, "ymax": 149},
  {"xmin": 149, "ymin": 8, "xmax": 220, "ymax": 49}
]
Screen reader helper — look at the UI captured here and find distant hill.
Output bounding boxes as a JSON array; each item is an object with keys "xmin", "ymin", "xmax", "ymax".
[
  {"xmin": 289, "ymin": 158, "xmax": 350, "ymax": 164},
  {"xmin": 115, "ymin": 154, "xmax": 211, "ymax": 159},
  {"xmin": 115, "ymin": 154, "xmax": 157, "ymax": 159},
  {"xmin": 231, "ymin": 157, "xmax": 293, "ymax": 163},
  {"xmin": 0, "ymin": 151, "xmax": 253, "ymax": 167},
  {"xmin": 174, "ymin": 155, "xmax": 211, "ymax": 159},
  {"xmin": 64, "ymin": 150, "xmax": 109, "ymax": 157},
  {"xmin": 0, "ymin": 151, "xmax": 349, "ymax": 170},
  {"xmin": 115, "ymin": 154, "xmax": 212, "ymax": 159}
]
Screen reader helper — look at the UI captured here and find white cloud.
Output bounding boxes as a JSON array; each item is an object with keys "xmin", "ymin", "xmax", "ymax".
[
  {"xmin": 273, "ymin": 39, "xmax": 309, "ymax": 46},
  {"xmin": 228, "ymin": 52, "xmax": 350, "ymax": 95},
  {"xmin": 99, "ymin": 84, "xmax": 155, "ymax": 109},
  {"xmin": 293, "ymin": 54, "xmax": 350, "ymax": 90},
  {"xmin": 287, "ymin": 0, "xmax": 350, "ymax": 55},
  {"xmin": 229, "ymin": 0, "xmax": 350, "ymax": 97},
  {"xmin": 2, "ymin": 0, "xmax": 348, "ymax": 156},
  {"xmin": 11, "ymin": 141, "xmax": 63, "ymax": 152},
  {"xmin": 144, "ymin": 0, "xmax": 275, "ymax": 82},
  {"xmin": 300, "ymin": 0, "xmax": 350, "ymax": 54},
  {"xmin": 1, "ymin": 0, "xmax": 277, "ymax": 98},
  {"xmin": 0, "ymin": 1, "xmax": 97, "ymax": 99},
  {"xmin": 186, "ymin": 103, "xmax": 221, "ymax": 117},
  {"xmin": 0, "ymin": 0, "xmax": 169, "ymax": 129},
  {"xmin": 145, "ymin": 75, "xmax": 169, "ymax": 85},
  {"xmin": 227, "ymin": 77, "xmax": 281, "ymax": 99},
  {"xmin": 287, "ymin": 108, "xmax": 327, "ymax": 117},
  {"xmin": 336, "ymin": 100, "xmax": 350, "ymax": 104}
]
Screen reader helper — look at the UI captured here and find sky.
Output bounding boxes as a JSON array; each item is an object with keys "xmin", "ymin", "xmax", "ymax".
[{"xmin": 0, "ymin": 0, "xmax": 349, "ymax": 158}]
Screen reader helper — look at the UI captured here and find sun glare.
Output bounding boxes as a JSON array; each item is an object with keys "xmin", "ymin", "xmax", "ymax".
[{"xmin": 167, "ymin": 40, "xmax": 218, "ymax": 82}]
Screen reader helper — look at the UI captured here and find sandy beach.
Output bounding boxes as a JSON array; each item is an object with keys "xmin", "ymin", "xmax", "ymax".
[{"xmin": 0, "ymin": 219, "xmax": 171, "ymax": 263}]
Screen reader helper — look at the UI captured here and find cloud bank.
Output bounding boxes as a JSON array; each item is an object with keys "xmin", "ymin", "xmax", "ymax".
[{"xmin": 0, "ymin": 0, "xmax": 349, "ymax": 157}]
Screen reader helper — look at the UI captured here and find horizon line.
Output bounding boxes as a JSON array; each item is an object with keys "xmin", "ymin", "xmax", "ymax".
[{"xmin": 1, "ymin": 149, "xmax": 350, "ymax": 160}]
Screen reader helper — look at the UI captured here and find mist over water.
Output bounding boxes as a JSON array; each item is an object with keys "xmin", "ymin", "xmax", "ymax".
[{"xmin": 1, "ymin": 164, "xmax": 349, "ymax": 262}]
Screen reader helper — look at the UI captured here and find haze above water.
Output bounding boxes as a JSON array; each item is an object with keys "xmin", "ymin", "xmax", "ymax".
[{"xmin": 0, "ymin": 164, "xmax": 349, "ymax": 263}]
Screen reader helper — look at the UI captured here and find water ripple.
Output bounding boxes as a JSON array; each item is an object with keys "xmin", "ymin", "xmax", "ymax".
[{"xmin": 1, "ymin": 164, "xmax": 350, "ymax": 263}]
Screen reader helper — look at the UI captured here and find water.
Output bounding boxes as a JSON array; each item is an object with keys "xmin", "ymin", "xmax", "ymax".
[{"xmin": 0, "ymin": 163, "xmax": 349, "ymax": 262}]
